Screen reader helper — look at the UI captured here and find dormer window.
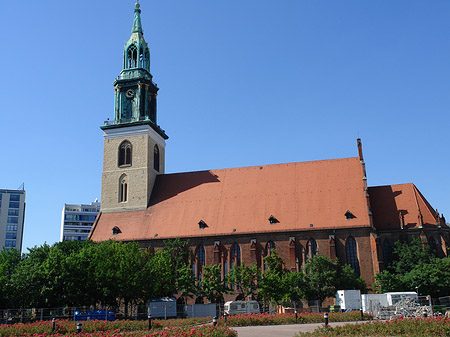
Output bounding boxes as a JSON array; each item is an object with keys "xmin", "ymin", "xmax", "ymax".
[
  {"xmin": 268, "ymin": 215, "xmax": 279, "ymax": 225},
  {"xmin": 198, "ymin": 220, "xmax": 208, "ymax": 229},
  {"xmin": 112, "ymin": 226, "xmax": 121, "ymax": 235},
  {"xmin": 345, "ymin": 210, "xmax": 356, "ymax": 220}
]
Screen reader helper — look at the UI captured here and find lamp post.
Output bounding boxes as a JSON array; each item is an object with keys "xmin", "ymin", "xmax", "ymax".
[{"xmin": 76, "ymin": 323, "xmax": 82, "ymax": 334}]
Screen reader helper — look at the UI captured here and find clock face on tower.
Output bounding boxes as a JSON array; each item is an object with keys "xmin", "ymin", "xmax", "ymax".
[{"xmin": 126, "ymin": 89, "xmax": 135, "ymax": 99}]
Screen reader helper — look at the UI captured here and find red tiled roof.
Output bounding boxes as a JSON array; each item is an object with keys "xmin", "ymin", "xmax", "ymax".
[
  {"xmin": 90, "ymin": 157, "xmax": 371, "ymax": 242},
  {"xmin": 369, "ymin": 183, "xmax": 442, "ymax": 230}
]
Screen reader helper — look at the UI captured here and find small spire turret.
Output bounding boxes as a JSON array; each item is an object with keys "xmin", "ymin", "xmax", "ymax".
[{"xmin": 132, "ymin": 0, "xmax": 143, "ymax": 34}]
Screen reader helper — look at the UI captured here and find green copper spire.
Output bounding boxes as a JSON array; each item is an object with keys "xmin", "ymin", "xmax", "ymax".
[
  {"xmin": 121, "ymin": 0, "xmax": 151, "ymax": 78},
  {"xmin": 132, "ymin": 0, "xmax": 143, "ymax": 34},
  {"xmin": 104, "ymin": 0, "xmax": 168, "ymax": 142}
]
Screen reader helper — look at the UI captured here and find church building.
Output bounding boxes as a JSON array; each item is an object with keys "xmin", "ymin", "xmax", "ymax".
[{"xmin": 90, "ymin": 2, "xmax": 449, "ymax": 302}]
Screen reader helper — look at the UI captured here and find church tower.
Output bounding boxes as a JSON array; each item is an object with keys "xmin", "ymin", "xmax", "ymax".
[{"xmin": 100, "ymin": 1, "xmax": 168, "ymax": 213}]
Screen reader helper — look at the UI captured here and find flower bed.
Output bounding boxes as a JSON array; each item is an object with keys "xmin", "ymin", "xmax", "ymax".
[
  {"xmin": 0, "ymin": 318, "xmax": 231, "ymax": 337},
  {"xmin": 219, "ymin": 311, "xmax": 373, "ymax": 327},
  {"xmin": 297, "ymin": 316, "xmax": 450, "ymax": 336}
]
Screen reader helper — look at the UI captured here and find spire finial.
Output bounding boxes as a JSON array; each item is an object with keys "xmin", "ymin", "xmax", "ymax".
[{"xmin": 132, "ymin": 0, "xmax": 143, "ymax": 34}]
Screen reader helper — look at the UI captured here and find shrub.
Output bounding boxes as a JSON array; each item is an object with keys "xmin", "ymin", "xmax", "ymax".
[
  {"xmin": 218, "ymin": 311, "xmax": 373, "ymax": 327},
  {"xmin": 297, "ymin": 316, "xmax": 450, "ymax": 336}
]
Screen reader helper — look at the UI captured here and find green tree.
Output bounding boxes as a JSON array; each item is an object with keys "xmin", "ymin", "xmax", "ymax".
[
  {"xmin": 198, "ymin": 264, "xmax": 230, "ymax": 303},
  {"xmin": 258, "ymin": 250, "xmax": 287, "ymax": 304},
  {"xmin": 336, "ymin": 264, "xmax": 368, "ymax": 293},
  {"xmin": 388, "ymin": 238, "xmax": 434, "ymax": 274},
  {"xmin": 229, "ymin": 264, "xmax": 260, "ymax": 300},
  {"xmin": 304, "ymin": 255, "xmax": 339, "ymax": 306},
  {"xmin": 0, "ymin": 248, "xmax": 21, "ymax": 308},
  {"xmin": 163, "ymin": 238, "xmax": 192, "ymax": 296},
  {"xmin": 9, "ymin": 244, "xmax": 51, "ymax": 308},
  {"xmin": 281, "ymin": 271, "xmax": 306, "ymax": 304},
  {"xmin": 142, "ymin": 249, "xmax": 176, "ymax": 300}
]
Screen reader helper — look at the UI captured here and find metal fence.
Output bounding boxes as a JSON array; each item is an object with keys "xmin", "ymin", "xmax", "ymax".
[{"xmin": 0, "ymin": 305, "xmax": 152, "ymax": 325}]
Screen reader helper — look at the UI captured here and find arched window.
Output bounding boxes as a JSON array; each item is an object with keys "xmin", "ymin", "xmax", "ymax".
[
  {"xmin": 154, "ymin": 145, "xmax": 160, "ymax": 171},
  {"xmin": 119, "ymin": 175, "xmax": 128, "ymax": 203},
  {"xmin": 305, "ymin": 239, "xmax": 317, "ymax": 262},
  {"xmin": 196, "ymin": 245, "xmax": 206, "ymax": 266},
  {"xmin": 346, "ymin": 236, "xmax": 360, "ymax": 276},
  {"xmin": 264, "ymin": 241, "xmax": 276, "ymax": 270},
  {"xmin": 265, "ymin": 241, "xmax": 276, "ymax": 256},
  {"xmin": 429, "ymin": 236, "xmax": 440, "ymax": 256},
  {"xmin": 195, "ymin": 245, "xmax": 206, "ymax": 280},
  {"xmin": 382, "ymin": 239, "xmax": 393, "ymax": 267},
  {"xmin": 127, "ymin": 45, "xmax": 137, "ymax": 68},
  {"xmin": 230, "ymin": 243, "xmax": 241, "ymax": 269},
  {"xmin": 118, "ymin": 141, "xmax": 132, "ymax": 167}
]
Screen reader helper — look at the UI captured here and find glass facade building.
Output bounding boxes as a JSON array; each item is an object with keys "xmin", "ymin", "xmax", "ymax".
[
  {"xmin": 0, "ymin": 189, "xmax": 26, "ymax": 253},
  {"xmin": 60, "ymin": 200, "xmax": 100, "ymax": 241}
]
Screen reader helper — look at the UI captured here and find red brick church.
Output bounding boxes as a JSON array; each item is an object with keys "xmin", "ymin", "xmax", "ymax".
[{"xmin": 89, "ymin": 1, "xmax": 449, "ymax": 303}]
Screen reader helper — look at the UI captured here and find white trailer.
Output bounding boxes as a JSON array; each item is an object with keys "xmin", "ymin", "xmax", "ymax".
[
  {"xmin": 335, "ymin": 290, "xmax": 362, "ymax": 311},
  {"xmin": 224, "ymin": 301, "xmax": 260, "ymax": 315}
]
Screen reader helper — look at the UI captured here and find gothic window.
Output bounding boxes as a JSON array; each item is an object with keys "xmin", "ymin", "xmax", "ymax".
[
  {"xmin": 127, "ymin": 44, "xmax": 138, "ymax": 68},
  {"xmin": 382, "ymin": 239, "xmax": 393, "ymax": 267},
  {"xmin": 263, "ymin": 241, "xmax": 276, "ymax": 270},
  {"xmin": 230, "ymin": 243, "xmax": 241, "ymax": 269},
  {"xmin": 119, "ymin": 175, "xmax": 128, "ymax": 203},
  {"xmin": 118, "ymin": 141, "xmax": 132, "ymax": 167},
  {"xmin": 428, "ymin": 236, "xmax": 440, "ymax": 256},
  {"xmin": 265, "ymin": 241, "xmax": 276, "ymax": 256},
  {"xmin": 305, "ymin": 239, "xmax": 317, "ymax": 262},
  {"xmin": 154, "ymin": 145, "xmax": 160, "ymax": 172},
  {"xmin": 195, "ymin": 245, "xmax": 206, "ymax": 280},
  {"xmin": 346, "ymin": 236, "xmax": 360, "ymax": 276}
]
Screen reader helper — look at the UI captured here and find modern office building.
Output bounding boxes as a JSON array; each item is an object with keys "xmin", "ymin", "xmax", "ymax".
[
  {"xmin": 60, "ymin": 199, "xmax": 100, "ymax": 241},
  {"xmin": 0, "ymin": 189, "xmax": 26, "ymax": 253}
]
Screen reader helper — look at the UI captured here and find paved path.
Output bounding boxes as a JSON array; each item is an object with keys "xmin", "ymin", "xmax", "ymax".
[{"xmin": 232, "ymin": 321, "xmax": 366, "ymax": 337}]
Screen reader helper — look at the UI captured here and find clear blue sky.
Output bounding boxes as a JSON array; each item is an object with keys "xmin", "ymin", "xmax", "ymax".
[{"xmin": 1, "ymin": 0, "xmax": 449, "ymax": 251}]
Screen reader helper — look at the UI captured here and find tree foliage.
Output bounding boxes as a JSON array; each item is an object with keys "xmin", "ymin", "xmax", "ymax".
[
  {"xmin": 1, "ymin": 239, "xmax": 371, "ymax": 309},
  {"xmin": 374, "ymin": 238, "xmax": 450, "ymax": 298}
]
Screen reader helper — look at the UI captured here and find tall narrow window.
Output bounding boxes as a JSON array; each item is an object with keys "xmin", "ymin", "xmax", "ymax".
[
  {"xmin": 264, "ymin": 241, "xmax": 276, "ymax": 270},
  {"xmin": 139, "ymin": 47, "xmax": 144, "ymax": 68},
  {"xmin": 127, "ymin": 45, "xmax": 137, "ymax": 68},
  {"xmin": 154, "ymin": 145, "xmax": 160, "ymax": 172},
  {"xmin": 265, "ymin": 241, "xmax": 276, "ymax": 256},
  {"xmin": 118, "ymin": 141, "xmax": 132, "ymax": 167},
  {"xmin": 195, "ymin": 245, "xmax": 206, "ymax": 280},
  {"xmin": 305, "ymin": 239, "xmax": 317, "ymax": 262},
  {"xmin": 382, "ymin": 239, "xmax": 393, "ymax": 267},
  {"xmin": 119, "ymin": 175, "xmax": 128, "ymax": 203},
  {"xmin": 230, "ymin": 243, "xmax": 241, "ymax": 269},
  {"xmin": 346, "ymin": 236, "xmax": 360, "ymax": 276}
]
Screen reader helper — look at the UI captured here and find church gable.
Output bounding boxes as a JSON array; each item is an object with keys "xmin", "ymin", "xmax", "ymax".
[{"xmin": 369, "ymin": 183, "xmax": 446, "ymax": 230}]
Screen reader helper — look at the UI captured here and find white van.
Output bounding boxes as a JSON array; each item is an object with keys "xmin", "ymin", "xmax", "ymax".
[{"xmin": 224, "ymin": 300, "xmax": 260, "ymax": 315}]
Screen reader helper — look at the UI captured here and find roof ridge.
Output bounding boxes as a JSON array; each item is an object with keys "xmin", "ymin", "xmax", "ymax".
[{"xmin": 161, "ymin": 156, "xmax": 360, "ymax": 177}]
